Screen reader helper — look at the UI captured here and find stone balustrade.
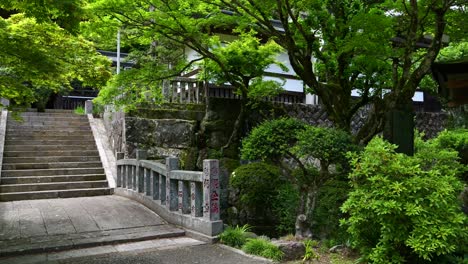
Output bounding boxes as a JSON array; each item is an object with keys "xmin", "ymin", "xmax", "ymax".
[{"xmin": 115, "ymin": 150, "xmax": 223, "ymax": 237}]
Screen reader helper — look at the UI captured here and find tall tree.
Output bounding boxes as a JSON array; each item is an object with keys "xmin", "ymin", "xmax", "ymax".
[
  {"xmin": 0, "ymin": 1, "xmax": 111, "ymax": 109},
  {"xmin": 89, "ymin": 0, "xmax": 286, "ymax": 149},
  {"xmin": 89, "ymin": 0, "xmax": 464, "ymax": 147}
]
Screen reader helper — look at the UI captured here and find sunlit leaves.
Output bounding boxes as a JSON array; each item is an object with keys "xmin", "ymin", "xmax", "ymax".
[{"xmin": 0, "ymin": 14, "xmax": 111, "ymax": 108}]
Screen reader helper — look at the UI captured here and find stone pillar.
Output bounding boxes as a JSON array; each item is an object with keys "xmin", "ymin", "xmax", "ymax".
[
  {"xmin": 178, "ymin": 181, "xmax": 190, "ymax": 214},
  {"xmin": 116, "ymin": 152, "xmax": 124, "ymax": 187},
  {"xmin": 145, "ymin": 168, "xmax": 152, "ymax": 196},
  {"xmin": 0, "ymin": 98, "xmax": 9, "ymax": 108},
  {"xmin": 191, "ymin": 182, "xmax": 202, "ymax": 217},
  {"xmin": 165, "ymin": 157, "xmax": 179, "ymax": 211},
  {"xmin": 152, "ymin": 171, "xmax": 160, "ymax": 200},
  {"xmin": 132, "ymin": 166, "xmax": 137, "ymax": 191},
  {"xmin": 136, "ymin": 150, "xmax": 147, "ymax": 193},
  {"xmin": 127, "ymin": 165, "xmax": 133, "ymax": 190},
  {"xmin": 203, "ymin": 160, "xmax": 220, "ymax": 221},
  {"xmin": 85, "ymin": 100, "xmax": 93, "ymax": 115}
]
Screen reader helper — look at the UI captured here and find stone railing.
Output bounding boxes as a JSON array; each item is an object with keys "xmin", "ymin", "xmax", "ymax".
[{"xmin": 115, "ymin": 150, "xmax": 223, "ymax": 238}]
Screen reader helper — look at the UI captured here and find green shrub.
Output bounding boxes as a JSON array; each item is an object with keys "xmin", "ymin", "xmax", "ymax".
[
  {"xmin": 242, "ymin": 238, "xmax": 284, "ymax": 261},
  {"xmin": 231, "ymin": 162, "xmax": 285, "ymax": 221},
  {"xmin": 219, "ymin": 225, "xmax": 251, "ymax": 248},
  {"xmin": 272, "ymin": 183, "xmax": 300, "ymax": 235},
  {"xmin": 342, "ymin": 137, "xmax": 467, "ymax": 263},
  {"xmin": 74, "ymin": 106, "xmax": 85, "ymax": 115},
  {"xmin": 241, "ymin": 117, "xmax": 306, "ymax": 161},
  {"xmin": 313, "ymin": 177, "xmax": 350, "ymax": 242},
  {"xmin": 434, "ymin": 129, "xmax": 468, "ymax": 166}
]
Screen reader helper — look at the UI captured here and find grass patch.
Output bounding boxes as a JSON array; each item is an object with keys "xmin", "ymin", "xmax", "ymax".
[
  {"xmin": 219, "ymin": 224, "xmax": 251, "ymax": 248},
  {"xmin": 242, "ymin": 237, "xmax": 284, "ymax": 261},
  {"xmin": 74, "ymin": 106, "xmax": 85, "ymax": 115}
]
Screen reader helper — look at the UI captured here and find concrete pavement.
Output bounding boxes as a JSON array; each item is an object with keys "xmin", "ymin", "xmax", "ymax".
[
  {"xmin": 0, "ymin": 195, "xmax": 185, "ymax": 256},
  {"xmin": 1, "ymin": 242, "xmax": 271, "ymax": 264}
]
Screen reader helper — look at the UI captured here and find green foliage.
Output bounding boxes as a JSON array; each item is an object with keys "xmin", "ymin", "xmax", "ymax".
[
  {"xmin": 219, "ymin": 224, "xmax": 251, "ymax": 248},
  {"xmin": 313, "ymin": 178, "xmax": 350, "ymax": 242},
  {"xmin": 231, "ymin": 162, "xmax": 285, "ymax": 217},
  {"xmin": 0, "ymin": 14, "xmax": 111, "ymax": 109},
  {"xmin": 434, "ymin": 129, "xmax": 468, "ymax": 160},
  {"xmin": 242, "ymin": 237, "xmax": 284, "ymax": 261},
  {"xmin": 294, "ymin": 126, "xmax": 355, "ymax": 167},
  {"xmin": 272, "ymin": 183, "xmax": 300, "ymax": 234},
  {"xmin": 241, "ymin": 118, "xmax": 306, "ymax": 161},
  {"xmin": 302, "ymin": 239, "xmax": 319, "ymax": 262},
  {"xmin": 203, "ymin": 32, "xmax": 285, "ymax": 97},
  {"xmin": 437, "ymin": 42, "xmax": 468, "ymax": 63},
  {"xmin": 342, "ymin": 137, "xmax": 467, "ymax": 263},
  {"xmin": 1, "ymin": 0, "xmax": 86, "ymax": 33},
  {"xmin": 74, "ymin": 106, "xmax": 85, "ymax": 115}
]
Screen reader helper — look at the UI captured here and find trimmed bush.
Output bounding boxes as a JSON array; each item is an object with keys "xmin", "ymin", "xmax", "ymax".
[
  {"xmin": 342, "ymin": 137, "xmax": 467, "ymax": 263},
  {"xmin": 231, "ymin": 162, "xmax": 285, "ymax": 222}
]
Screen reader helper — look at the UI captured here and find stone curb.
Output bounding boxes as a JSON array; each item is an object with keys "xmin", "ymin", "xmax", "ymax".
[
  {"xmin": 217, "ymin": 244, "xmax": 274, "ymax": 263},
  {"xmin": 88, "ymin": 114, "xmax": 116, "ymax": 189},
  {"xmin": 0, "ymin": 109, "xmax": 8, "ymax": 183}
]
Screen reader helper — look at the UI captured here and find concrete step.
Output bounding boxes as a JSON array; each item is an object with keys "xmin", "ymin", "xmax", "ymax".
[
  {"xmin": 6, "ymin": 125, "xmax": 90, "ymax": 130},
  {"xmin": 0, "ymin": 225, "xmax": 185, "ymax": 257},
  {"xmin": 0, "ymin": 181, "xmax": 109, "ymax": 193},
  {"xmin": 6, "ymin": 135, "xmax": 92, "ymax": 141},
  {"xmin": 4, "ymin": 144, "xmax": 97, "ymax": 152},
  {"xmin": 7, "ymin": 120, "xmax": 89, "ymax": 126},
  {"xmin": 1, "ymin": 167, "xmax": 105, "ymax": 177},
  {"xmin": 0, "ymin": 188, "xmax": 111, "ymax": 201},
  {"xmin": 9, "ymin": 115, "xmax": 88, "ymax": 121},
  {"xmin": 1, "ymin": 174, "xmax": 106, "ymax": 184},
  {"xmin": 2, "ymin": 161, "xmax": 103, "ymax": 170},
  {"xmin": 3, "ymin": 150, "xmax": 100, "ymax": 158},
  {"xmin": 5, "ymin": 130, "xmax": 93, "ymax": 137},
  {"xmin": 5, "ymin": 140, "xmax": 96, "ymax": 146},
  {"xmin": 3, "ymin": 156, "xmax": 101, "ymax": 164}
]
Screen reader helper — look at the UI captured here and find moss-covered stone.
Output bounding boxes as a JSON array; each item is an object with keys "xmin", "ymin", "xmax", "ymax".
[
  {"xmin": 179, "ymin": 147, "xmax": 199, "ymax": 170},
  {"xmin": 128, "ymin": 108, "xmax": 205, "ymax": 121}
]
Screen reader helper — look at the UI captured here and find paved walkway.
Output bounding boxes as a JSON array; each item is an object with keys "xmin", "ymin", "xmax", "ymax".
[{"xmin": 0, "ymin": 195, "xmax": 185, "ymax": 256}]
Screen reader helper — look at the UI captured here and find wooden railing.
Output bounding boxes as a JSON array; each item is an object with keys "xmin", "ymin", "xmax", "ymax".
[
  {"xmin": 165, "ymin": 77, "xmax": 305, "ymax": 104},
  {"xmin": 115, "ymin": 150, "xmax": 223, "ymax": 237}
]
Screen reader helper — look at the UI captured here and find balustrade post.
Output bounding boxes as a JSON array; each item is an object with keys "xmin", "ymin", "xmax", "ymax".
[
  {"xmin": 202, "ymin": 159, "xmax": 220, "ymax": 221},
  {"xmin": 145, "ymin": 168, "xmax": 152, "ymax": 196},
  {"xmin": 152, "ymin": 171, "xmax": 160, "ymax": 200},
  {"xmin": 191, "ymin": 182, "xmax": 202, "ymax": 217},
  {"xmin": 85, "ymin": 100, "xmax": 93, "ymax": 115},
  {"xmin": 136, "ymin": 150, "xmax": 147, "ymax": 193},
  {"xmin": 165, "ymin": 157, "xmax": 179, "ymax": 211},
  {"xmin": 127, "ymin": 165, "xmax": 133, "ymax": 190},
  {"xmin": 178, "ymin": 181, "xmax": 190, "ymax": 214},
  {"xmin": 132, "ymin": 165, "xmax": 137, "ymax": 191},
  {"xmin": 116, "ymin": 152, "xmax": 124, "ymax": 187}
]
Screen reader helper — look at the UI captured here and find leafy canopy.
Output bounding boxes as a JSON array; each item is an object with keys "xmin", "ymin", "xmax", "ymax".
[{"xmin": 0, "ymin": 14, "xmax": 111, "ymax": 108}]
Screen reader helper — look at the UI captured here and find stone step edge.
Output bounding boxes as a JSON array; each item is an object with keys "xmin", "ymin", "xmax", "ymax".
[
  {"xmin": 1, "ymin": 167, "xmax": 104, "ymax": 173},
  {"xmin": 0, "ymin": 174, "xmax": 106, "ymax": 182},
  {"xmin": 2, "ymin": 161, "xmax": 103, "ymax": 167},
  {"xmin": 0, "ymin": 226, "xmax": 185, "ymax": 257},
  {"xmin": 0, "ymin": 180, "xmax": 108, "ymax": 188},
  {"xmin": 0, "ymin": 188, "xmax": 112, "ymax": 200},
  {"xmin": 2, "ymin": 156, "xmax": 101, "ymax": 162}
]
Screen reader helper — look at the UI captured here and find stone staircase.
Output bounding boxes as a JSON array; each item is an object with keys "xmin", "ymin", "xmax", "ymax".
[{"xmin": 0, "ymin": 110, "xmax": 111, "ymax": 201}]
